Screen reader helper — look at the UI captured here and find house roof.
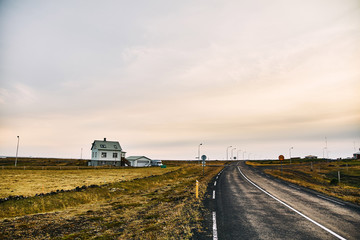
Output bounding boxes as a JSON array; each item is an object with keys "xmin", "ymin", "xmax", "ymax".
[
  {"xmin": 126, "ymin": 156, "xmax": 151, "ymax": 161},
  {"xmin": 91, "ymin": 139, "xmax": 122, "ymax": 151}
]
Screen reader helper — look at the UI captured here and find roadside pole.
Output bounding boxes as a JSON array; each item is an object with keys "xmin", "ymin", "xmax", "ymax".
[{"xmin": 195, "ymin": 180, "xmax": 199, "ymax": 199}]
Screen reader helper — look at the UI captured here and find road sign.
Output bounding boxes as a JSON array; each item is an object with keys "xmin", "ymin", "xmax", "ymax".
[
  {"xmin": 279, "ymin": 155, "xmax": 284, "ymax": 175},
  {"xmin": 201, "ymin": 155, "xmax": 207, "ymax": 176}
]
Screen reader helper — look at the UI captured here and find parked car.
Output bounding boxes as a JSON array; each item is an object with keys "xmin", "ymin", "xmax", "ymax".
[{"xmin": 151, "ymin": 159, "xmax": 162, "ymax": 166}]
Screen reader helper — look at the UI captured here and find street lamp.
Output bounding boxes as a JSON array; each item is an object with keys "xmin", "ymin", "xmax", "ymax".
[
  {"xmin": 226, "ymin": 146, "xmax": 232, "ymax": 160},
  {"xmin": 237, "ymin": 149, "xmax": 241, "ymax": 161},
  {"xmin": 231, "ymin": 147, "xmax": 236, "ymax": 160},
  {"xmin": 198, "ymin": 143, "xmax": 203, "ymax": 163},
  {"xmin": 15, "ymin": 136, "xmax": 20, "ymax": 167},
  {"xmin": 289, "ymin": 147, "xmax": 293, "ymax": 164},
  {"xmin": 323, "ymin": 147, "xmax": 327, "ymax": 159}
]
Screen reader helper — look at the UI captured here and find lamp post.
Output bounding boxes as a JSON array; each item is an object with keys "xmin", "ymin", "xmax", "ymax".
[
  {"xmin": 237, "ymin": 149, "xmax": 241, "ymax": 161},
  {"xmin": 323, "ymin": 147, "xmax": 327, "ymax": 159},
  {"xmin": 15, "ymin": 136, "xmax": 19, "ymax": 167},
  {"xmin": 289, "ymin": 147, "xmax": 293, "ymax": 164},
  {"xmin": 231, "ymin": 147, "xmax": 236, "ymax": 160},
  {"xmin": 226, "ymin": 146, "xmax": 232, "ymax": 160},
  {"xmin": 198, "ymin": 143, "xmax": 202, "ymax": 164}
]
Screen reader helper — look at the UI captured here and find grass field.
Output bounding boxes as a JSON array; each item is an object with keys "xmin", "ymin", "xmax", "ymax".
[
  {"xmin": 0, "ymin": 167, "xmax": 177, "ymax": 198},
  {"xmin": 248, "ymin": 159, "xmax": 360, "ymax": 205},
  {"xmin": 0, "ymin": 157, "xmax": 88, "ymax": 166},
  {"xmin": 0, "ymin": 164, "xmax": 222, "ymax": 239}
]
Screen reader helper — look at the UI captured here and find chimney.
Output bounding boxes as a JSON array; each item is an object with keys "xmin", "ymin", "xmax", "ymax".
[{"xmin": 104, "ymin": 138, "xmax": 107, "ymax": 141}]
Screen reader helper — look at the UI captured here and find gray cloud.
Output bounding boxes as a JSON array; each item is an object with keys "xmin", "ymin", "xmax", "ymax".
[{"xmin": 1, "ymin": 0, "xmax": 359, "ymax": 159}]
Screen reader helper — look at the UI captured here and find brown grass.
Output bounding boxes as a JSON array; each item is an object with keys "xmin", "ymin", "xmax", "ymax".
[
  {"xmin": 0, "ymin": 167, "xmax": 178, "ymax": 198},
  {"xmin": 263, "ymin": 161, "xmax": 360, "ymax": 205},
  {"xmin": 0, "ymin": 165, "xmax": 222, "ymax": 239},
  {"xmin": 163, "ymin": 160, "xmax": 231, "ymax": 166}
]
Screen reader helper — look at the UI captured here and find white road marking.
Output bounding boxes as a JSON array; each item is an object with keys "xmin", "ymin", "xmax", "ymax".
[
  {"xmin": 213, "ymin": 190, "xmax": 216, "ymax": 199},
  {"xmin": 213, "ymin": 211, "xmax": 218, "ymax": 240},
  {"xmin": 216, "ymin": 176, "xmax": 218, "ymax": 180},
  {"xmin": 214, "ymin": 181, "xmax": 217, "ymax": 186},
  {"xmin": 237, "ymin": 167, "xmax": 347, "ymax": 240},
  {"xmin": 317, "ymin": 195, "xmax": 345, "ymax": 206}
]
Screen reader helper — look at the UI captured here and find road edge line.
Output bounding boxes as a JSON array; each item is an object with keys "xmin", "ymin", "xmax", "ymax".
[{"xmin": 237, "ymin": 166, "xmax": 347, "ymax": 240}]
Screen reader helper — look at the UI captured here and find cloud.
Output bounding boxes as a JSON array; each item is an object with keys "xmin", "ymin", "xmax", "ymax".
[{"xmin": 0, "ymin": 0, "xmax": 359, "ymax": 159}]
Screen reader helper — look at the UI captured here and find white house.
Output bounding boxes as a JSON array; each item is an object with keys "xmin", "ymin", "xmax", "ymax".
[
  {"xmin": 127, "ymin": 156, "xmax": 152, "ymax": 167},
  {"xmin": 90, "ymin": 138, "xmax": 125, "ymax": 166}
]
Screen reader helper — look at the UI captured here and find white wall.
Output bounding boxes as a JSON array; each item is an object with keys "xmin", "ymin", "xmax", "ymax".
[{"xmin": 91, "ymin": 149, "xmax": 121, "ymax": 161}]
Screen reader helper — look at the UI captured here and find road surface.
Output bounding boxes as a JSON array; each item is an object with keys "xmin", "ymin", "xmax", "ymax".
[{"xmin": 204, "ymin": 161, "xmax": 360, "ymax": 240}]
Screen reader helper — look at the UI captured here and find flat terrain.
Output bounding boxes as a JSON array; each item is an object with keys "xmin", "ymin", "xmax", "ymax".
[
  {"xmin": 205, "ymin": 161, "xmax": 360, "ymax": 239},
  {"xmin": 0, "ymin": 167, "xmax": 177, "ymax": 198},
  {"xmin": 248, "ymin": 159, "xmax": 360, "ymax": 205},
  {"xmin": 0, "ymin": 164, "xmax": 223, "ymax": 239}
]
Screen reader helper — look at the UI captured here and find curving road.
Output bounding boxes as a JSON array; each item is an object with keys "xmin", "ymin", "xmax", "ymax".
[{"xmin": 204, "ymin": 161, "xmax": 360, "ymax": 240}]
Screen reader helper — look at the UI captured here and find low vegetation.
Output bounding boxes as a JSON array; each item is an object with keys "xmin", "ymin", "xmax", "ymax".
[
  {"xmin": 248, "ymin": 159, "xmax": 360, "ymax": 205},
  {"xmin": 0, "ymin": 164, "xmax": 222, "ymax": 239},
  {"xmin": 0, "ymin": 167, "xmax": 177, "ymax": 198},
  {"xmin": 0, "ymin": 157, "xmax": 88, "ymax": 166}
]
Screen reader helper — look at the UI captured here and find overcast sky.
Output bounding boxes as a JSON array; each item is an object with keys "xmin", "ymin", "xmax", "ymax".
[{"xmin": 1, "ymin": 0, "xmax": 359, "ymax": 160}]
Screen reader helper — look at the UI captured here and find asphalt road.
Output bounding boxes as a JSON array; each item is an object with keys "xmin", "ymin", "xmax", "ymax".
[{"xmin": 204, "ymin": 161, "xmax": 360, "ymax": 240}]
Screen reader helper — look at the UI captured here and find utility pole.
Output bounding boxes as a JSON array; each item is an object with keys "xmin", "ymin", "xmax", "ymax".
[
  {"xmin": 198, "ymin": 143, "xmax": 202, "ymax": 164},
  {"xmin": 231, "ymin": 147, "xmax": 236, "ymax": 160},
  {"xmin": 325, "ymin": 137, "xmax": 328, "ymax": 158},
  {"xmin": 237, "ymin": 149, "xmax": 241, "ymax": 161},
  {"xmin": 15, "ymin": 136, "xmax": 20, "ymax": 167},
  {"xmin": 226, "ymin": 146, "xmax": 232, "ymax": 160}
]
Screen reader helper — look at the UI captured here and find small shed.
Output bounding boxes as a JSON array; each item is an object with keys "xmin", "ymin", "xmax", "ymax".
[{"xmin": 127, "ymin": 156, "xmax": 152, "ymax": 167}]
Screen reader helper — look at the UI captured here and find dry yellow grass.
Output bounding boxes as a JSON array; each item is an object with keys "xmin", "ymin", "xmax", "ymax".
[
  {"xmin": 0, "ymin": 167, "xmax": 178, "ymax": 198},
  {"xmin": 263, "ymin": 161, "xmax": 360, "ymax": 205},
  {"xmin": 0, "ymin": 165, "xmax": 222, "ymax": 239}
]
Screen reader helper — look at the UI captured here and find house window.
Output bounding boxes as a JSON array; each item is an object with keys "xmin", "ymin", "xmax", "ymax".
[
  {"xmin": 113, "ymin": 153, "xmax": 118, "ymax": 158},
  {"xmin": 100, "ymin": 144, "xmax": 106, "ymax": 148},
  {"xmin": 95, "ymin": 152, "xmax": 97, "ymax": 158},
  {"xmin": 114, "ymin": 145, "xmax": 118, "ymax": 149},
  {"xmin": 101, "ymin": 152, "xmax": 107, "ymax": 158}
]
